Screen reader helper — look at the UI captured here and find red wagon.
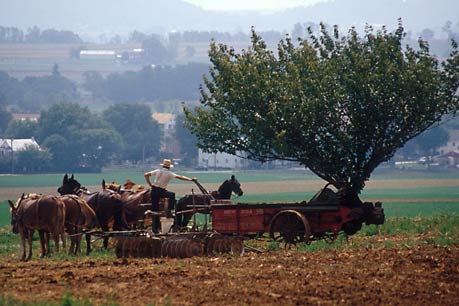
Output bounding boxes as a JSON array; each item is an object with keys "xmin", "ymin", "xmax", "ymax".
[{"xmin": 209, "ymin": 183, "xmax": 384, "ymax": 244}]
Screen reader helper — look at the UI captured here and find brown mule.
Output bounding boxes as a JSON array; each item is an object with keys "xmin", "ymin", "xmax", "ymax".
[
  {"xmin": 60, "ymin": 195, "xmax": 98, "ymax": 255},
  {"xmin": 9, "ymin": 194, "xmax": 66, "ymax": 261}
]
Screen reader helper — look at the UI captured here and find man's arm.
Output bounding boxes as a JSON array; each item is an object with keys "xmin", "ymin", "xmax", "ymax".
[
  {"xmin": 144, "ymin": 172, "xmax": 154, "ymax": 188},
  {"xmin": 176, "ymin": 174, "xmax": 197, "ymax": 182}
]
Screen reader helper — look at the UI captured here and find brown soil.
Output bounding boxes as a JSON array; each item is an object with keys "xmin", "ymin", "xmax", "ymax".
[{"xmin": 1, "ymin": 245, "xmax": 458, "ymax": 306}]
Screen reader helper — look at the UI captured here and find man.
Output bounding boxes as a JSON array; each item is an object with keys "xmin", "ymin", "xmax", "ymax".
[
  {"xmin": 122, "ymin": 178, "xmax": 136, "ymax": 190},
  {"xmin": 121, "ymin": 178, "xmax": 145, "ymax": 192},
  {"xmin": 144, "ymin": 159, "xmax": 197, "ymax": 233}
]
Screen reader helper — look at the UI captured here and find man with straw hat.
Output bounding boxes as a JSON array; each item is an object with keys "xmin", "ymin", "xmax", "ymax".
[
  {"xmin": 120, "ymin": 178, "xmax": 145, "ymax": 192},
  {"xmin": 123, "ymin": 178, "xmax": 136, "ymax": 190},
  {"xmin": 144, "ymin": 158, "xmax": 197, "ymax": 233}
]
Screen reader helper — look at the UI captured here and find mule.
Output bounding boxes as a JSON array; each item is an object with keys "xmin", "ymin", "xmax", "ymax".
[
  {"xmin": 59, "ymin": 195, "xmax": 98, "ymax": 255},
  {"xmin": 57, "ymin": 174, "xmax": 129, "ymax": 252},
  {"xmin": 106, "ymin": 182, "xmax": 154, "ymax": 229},
  {"xmin": 118, "ymin": 189, "xmax": 152, "ymax": 228},
  {"xmin": 8, "ymin": 194, "xmax": 66, "ymax": 261},
  {"xmin": 175, "ymin": 175, "xmax": 244, "ymax": 228}
]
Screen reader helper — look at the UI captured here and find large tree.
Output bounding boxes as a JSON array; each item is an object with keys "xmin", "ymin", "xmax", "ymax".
[
  {"xmin": 175, "ymin": 113, "xmax": 198, "ymax": 166},
  {"xmin": 5, "ymin": 119, "xmax": 39, "ymax": 138},
  {"xmin": 39, "ymin": 103, "xmax": 121, "ymax": 172},
  {"xmin": 103, "ymin": 104, "xmax": 160, "ymax": 163},
  {"xmin": 185, "ymin": 22, "xmax": 459, "ymax": 199}
]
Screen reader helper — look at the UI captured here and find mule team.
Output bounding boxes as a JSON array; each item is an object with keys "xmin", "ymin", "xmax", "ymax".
[{"xmin": 8, "ymin": 168, "xmax": 243, "ymax": 261}]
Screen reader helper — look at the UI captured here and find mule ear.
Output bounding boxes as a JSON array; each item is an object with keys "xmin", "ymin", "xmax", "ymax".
[
  {"xmin": 231, "ymin": 175, "xmax": 235, "ymax": 181},
  {"xmin": 116, "ymin": 186, "xmax": 121, "ymax": 193},
  {"xmin": 71, "ymin": 174, "xmax": 74, "ymax": 180},
  {"xmin": 8, "ymin": 200, "xmax": 15, "ymax": 209},
  {"xmin": 63, "ymin": 173, "xmax": 68, "ymax": 183},
  {"xmin": 21, "ymin": 193, "xmax": 25, "ymax": 200},
  {"xmin": 102, "ymin": 179, "xmax": 106, "ymax": 190}
]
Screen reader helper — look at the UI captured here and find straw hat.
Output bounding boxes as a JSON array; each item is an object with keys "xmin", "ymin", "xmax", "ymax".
[
  {"xmin": 160, "ymin": 159, "xmax": 174, "ymax": 168},
  {"xmin": 123, "ymin": 178, "xmax": 136, "ymax": 187}
]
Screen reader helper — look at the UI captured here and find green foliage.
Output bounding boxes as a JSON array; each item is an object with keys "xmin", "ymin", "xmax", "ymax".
[
  {"xmin": 37, "ymin": 103, "xmax": 121, "ymax": 172},
  {"xmin": 0, "ymin": 230, "xmax": 20, "ymax": 256},
  {"xmin": 5, "ymin": 119, "xmax": 39, "ymax": 138},
  {"xmin": 82, "ymin": 71, "xmax": 106, "ymax": 101},
  {"xmin": 0, "ymin": 292, "xmax": 101, "ymax": 306},
  {"xmin": 142, "ymin": 34, "xmax": 173, "ymax": 65},
  {"xmin": 84, "ymin": 64, "xmax": 207, "ymax": 104},
  {"xmin": 14, "ymin": 145, "xmax": 52, "ymax": 173},
  {"xmin": 103, "ymin": 104, "xmax": 160, "ymax": 162},
  {"xmin": 0, "ymin": 106, "xmax": 13, "ymax": 133},
  {"xmin": 292, "ymin": 215, "xmax": 459, "ymax": 252},
  {"xmin": 18, "ymin": 67, "xmax": 79, "ymax": 112},
  {"xmin": 185, "ymin": 22, "xmax": 459, "ymax": 194},
  {"xmin": 175, "ymin": 113, "xmax": 198, "ymax": 166}
]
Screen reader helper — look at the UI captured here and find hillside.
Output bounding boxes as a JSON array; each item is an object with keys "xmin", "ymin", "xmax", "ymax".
[{"xmin": 0, "ymin": 0, "xmax": 457, "ymax": 39}]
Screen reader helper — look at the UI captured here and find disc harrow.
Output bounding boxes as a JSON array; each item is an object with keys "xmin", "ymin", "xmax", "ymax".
[{"xmin": 115, "ymin": 233, "xmax": 244, "ymax": 259}]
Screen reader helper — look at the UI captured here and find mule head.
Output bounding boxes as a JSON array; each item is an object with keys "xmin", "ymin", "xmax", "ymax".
[
  {"xmin": 229, "ymin": 175, "xmax": 244, "ymax": 196},
  {"xmin": 217, "ymin": 175, "xmax": 244, "ymax": 199},
  {"xmin": 57, "ymin": 173, "xmax": 81, "ymax": 195},
  {"xmin": 105, "ymin": 181, "xmax": 122, "ymax": 193},
  {"xmin": 8, "ymin": 198, "xmax": 21, "ymax": 234}
]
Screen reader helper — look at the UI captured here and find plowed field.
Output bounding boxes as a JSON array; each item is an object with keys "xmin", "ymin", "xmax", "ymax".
[{"xmin": 1, "ymin": 245, "xmax": 458, "ymax": 305}]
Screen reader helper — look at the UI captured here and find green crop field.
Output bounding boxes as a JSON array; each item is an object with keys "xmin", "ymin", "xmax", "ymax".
[{"xmin": 1, "ymin": 168, "xmax": 458, "ymax": 228}]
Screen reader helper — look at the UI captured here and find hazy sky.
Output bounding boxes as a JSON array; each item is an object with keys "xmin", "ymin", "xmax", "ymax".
[{"xmin": 184, "ymin": 0, "xmax": 326, "ymax": 12}]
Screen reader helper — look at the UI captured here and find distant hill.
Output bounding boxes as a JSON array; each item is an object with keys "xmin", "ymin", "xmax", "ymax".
[{"xmin": 0, "ymin": 0, "xmax": 457, "ymax": 39}]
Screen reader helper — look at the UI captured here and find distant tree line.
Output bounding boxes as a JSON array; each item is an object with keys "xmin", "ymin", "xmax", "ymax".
[
  {"xmin": 0, "ymin": 62, "xmax": 207, "ymax": 113},
  {"xmin": 0, "ymin": 25, "xmax": 82, "ymax": 44},
  {"xmin": 83, "ymin": 63, "xmax": 208, "ymax": 103},
  {"xmin": 166, "ymin": 30, "xmax": 285, "ymax": 44},
  {"xmin": 0, "ymin": 102, "xmax": 197, "ymax": 173},
  {"xmin": 0, "ymin": 65, "xmax": 79, "ymax": 112}
]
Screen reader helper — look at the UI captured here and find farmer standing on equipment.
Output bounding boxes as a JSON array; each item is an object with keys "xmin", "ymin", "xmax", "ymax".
[{"xmin": 144, "ymin": 159, "xmax": 197, "ymax": 233}]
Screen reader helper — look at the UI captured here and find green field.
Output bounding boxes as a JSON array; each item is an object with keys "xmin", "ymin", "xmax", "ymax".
[
  {"xmin": 1, "ymin": 169, "xmax": 458, "ymax": 228},
  {"xmin": 1, "ymin": 168, "xmax": 458, "ymax": 187}
]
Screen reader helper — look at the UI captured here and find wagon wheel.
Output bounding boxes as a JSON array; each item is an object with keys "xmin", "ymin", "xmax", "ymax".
[{"xmin": 269, "ymin": 210, "xmax": 311, "ymax": 244}]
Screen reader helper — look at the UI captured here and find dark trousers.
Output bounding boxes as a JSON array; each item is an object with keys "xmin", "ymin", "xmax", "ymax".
[
  {"xmin": 150, "ymin": 186, "xmax": 175, "ymax": 215},
  {"xmin": 150, "ymin": 186, "xmax": 175, "ymax": 233}
]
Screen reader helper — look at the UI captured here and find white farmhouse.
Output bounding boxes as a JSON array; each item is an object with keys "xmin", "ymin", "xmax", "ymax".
[
  {"xmin": 437, "ymin": 129, "xmax": 459, "ymax": 155},
  {"xmin": 198, "ymin": 149, "xmax": 247, "ymax": 170},
  {"xmin": 0, "ymin": 138, "xmax": 40, "ymax": 156},
  {"xmin": 152, "ymin": 113, "xmax": 179, "ymax": 157}
]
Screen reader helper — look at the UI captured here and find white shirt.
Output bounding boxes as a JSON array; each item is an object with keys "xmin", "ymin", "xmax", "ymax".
[{"xmin": 148, "ymin": 168, "xmax": 177, "ymax": 189}]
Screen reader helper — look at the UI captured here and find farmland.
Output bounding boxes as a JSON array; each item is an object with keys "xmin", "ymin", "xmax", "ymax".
[
  {"xmin": 0, "ymin": 169, "xmax": 458, "ymax": 305},
  {"xmin": 0, "ymin": 42, "xmax": 211, "ymax": 83}
]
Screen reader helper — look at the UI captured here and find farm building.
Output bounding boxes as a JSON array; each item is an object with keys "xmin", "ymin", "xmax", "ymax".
[
  {"xmin": 80, "ymin": 50, "xmax": 116, "ymax": 60},
  {"xmin": 437, "ymin": 129, "xmax": 459, "ymax": 155},
  {"xmin": 0, "ymin": 138, "xmax": 40, "ymax": 156},
  {"xmin": 12, "ymin": 113, "xmax": 40, "ymax": 121},
  {"xmin": 435, "ymin": 129, "xmax": 459, "ymax": 167},
  {"xmin": 436, "ymin": 151, "xmax": 459, "ymax": 167},
  {"xmin": 152, "ymin": 113, "xmax": 179, "ymax": 157},
  {"xmin": 198, "ymin": 149, "xmax": 247, "ymax": 170},
  {"xmin": 116, "ymin": 48, "xmax": 144, "ymax": 63}
]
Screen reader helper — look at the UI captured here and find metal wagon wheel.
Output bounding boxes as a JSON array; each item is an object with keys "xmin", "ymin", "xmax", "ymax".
[{"xmin": 269, "ymin": 210, "xmax": 311, "ymax": 244}]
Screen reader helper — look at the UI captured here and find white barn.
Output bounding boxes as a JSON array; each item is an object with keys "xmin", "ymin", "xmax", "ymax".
[
  {"xmin": 198, "ymin": 150, "xmax": 247, "ymax": 170},
  {"xmin": 0, "ymin": 138, "xmax": 40, "ymax": 156}
]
